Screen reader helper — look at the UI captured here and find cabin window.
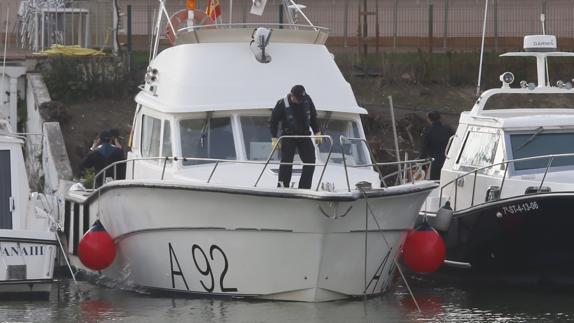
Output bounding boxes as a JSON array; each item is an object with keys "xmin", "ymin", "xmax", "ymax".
[
  {"xmin": 318, "ymin": 118, "xmax": 368, "ymax": 165},
  {"xmin": 456, "ymin": 131, "xmax": 499, "ymax": 170},
  {"xmin": 240, "ymin": 116, "xmax": 276, "ymax": 160},
  {"xmin": 141, "ymin": 115, "xmax": 162, "ymax": 158},
  {"xmin": 162, "ymin": 120, "xmax": 172, "ymax": 157},
  {"xmin": 510, "ymin": 132, "xmax": 574, "ymax": 171},
  {"xmin": 180, "ymin": 116, "xmax": 236, "ymax": 165}
]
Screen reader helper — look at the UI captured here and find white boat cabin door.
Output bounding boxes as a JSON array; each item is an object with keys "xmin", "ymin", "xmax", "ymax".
[
  {"xmin": 441, "ymin": 126, "xmax": 506, "ymax": 211},
  {"xmin": 0, "ymin": 150, "xmax": 12, "ymax": 229}
]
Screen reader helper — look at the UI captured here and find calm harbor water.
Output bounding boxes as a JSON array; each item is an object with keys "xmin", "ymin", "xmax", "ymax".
[{"xmin": 1, "ymin": 274, "xmax": 573, "ymax": 323}]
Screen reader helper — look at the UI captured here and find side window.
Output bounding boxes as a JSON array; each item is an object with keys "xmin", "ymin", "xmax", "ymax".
[
  {"xmin": 456, "ymin": 131, "xmax": 499, "ymax": 170},
  {"xmin": 162, "ymin": 120, "xmax": 172, "ymax": 157},
  {"xmin": 141, "ymin": 115, "xmax": 162, "ymax": 158}
]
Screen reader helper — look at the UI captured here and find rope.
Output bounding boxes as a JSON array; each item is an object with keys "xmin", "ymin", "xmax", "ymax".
[
  {"xmin": 56, "ymin": 229, "xmax": 77, "ymax": 283},
  {"xmin": 358, "ymin": 187, "xmax": 421, "ymax": 312},
  {"xmin": 32, "ymin": 195, "xmax": 78, "ymax": 284}
]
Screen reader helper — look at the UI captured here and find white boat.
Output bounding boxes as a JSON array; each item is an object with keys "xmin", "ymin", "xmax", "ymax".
[
  {"xmin": 423, "ymin": 35, "xmax": 574, "ymax": 285},
  {"xmin": 63, "ymin": 0, "xmax": 436, "ymax": 302},
  {"xmin": 0, "ymin": 120, "xmax": 57, "ymax": 297}
]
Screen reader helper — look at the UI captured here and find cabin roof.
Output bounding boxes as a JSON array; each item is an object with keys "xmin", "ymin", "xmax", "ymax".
[{"xmin": 136, "ymin": 40, "xmax": 366, "ymax": 115}]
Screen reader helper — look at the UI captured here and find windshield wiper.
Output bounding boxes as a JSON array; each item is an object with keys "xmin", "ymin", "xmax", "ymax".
[
  {"xmin": 517, "ymin": 126, "xmax": 543, "ymax": 151},
  {"xmin": 200, "ymin": 112, "xmax": 212, "ymax": 148}
]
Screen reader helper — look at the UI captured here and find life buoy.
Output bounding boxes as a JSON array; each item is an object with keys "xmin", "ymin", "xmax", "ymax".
[{"xmin": 165, "ymin": 9, "xmax": 215, "ymax": 45}]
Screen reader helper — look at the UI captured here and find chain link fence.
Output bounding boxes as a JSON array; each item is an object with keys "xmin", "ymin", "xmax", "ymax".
[{"xmin": 3, "ymin": 0, "xmax": 574, "ymax": 52}]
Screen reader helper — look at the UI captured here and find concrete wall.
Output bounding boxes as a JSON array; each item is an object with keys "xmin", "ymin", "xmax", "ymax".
[
  {"xmin": 0, "ymin": 66, "xmax": 27, "ymax": 131},
  {"xmin": 25, "ymin": 73, "xmax": 73, "ymax": 194}
]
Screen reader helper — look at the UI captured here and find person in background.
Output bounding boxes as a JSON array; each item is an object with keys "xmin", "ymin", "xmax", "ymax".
[
  {"xmin": 109, "ymin": 128, "xmax": 124, "ymax": 150},
  {"xmin": 108, "ymin": 128, "xmax": 127, "ymax": 179},
  {"xmin": 270, "ymin": 85, "xmax": 322, "ymax": 189},
  {"xmin": 419, "ymin": 110, "xmax": 455, "ymax": 180},
  {"xmin": 80, "ymin": 130, "xmax": 126, "ymax": 186},
  {"xmin": 90, "ymin": 128, "xmax": 123, "ymax": 151}
]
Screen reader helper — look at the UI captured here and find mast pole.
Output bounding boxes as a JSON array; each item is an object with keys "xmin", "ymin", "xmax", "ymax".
[{"xmin": 476, "ymin": 0, "xmax": 488, "ymax": 97}]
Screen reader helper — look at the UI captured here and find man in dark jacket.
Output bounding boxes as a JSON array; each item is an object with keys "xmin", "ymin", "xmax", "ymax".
[
  {"xmin": 419, "ymin": 110, "xmax": 455, "ymax": 180},
  {"xmin": 270, "ymin": 85, "xmax": 322, "ymax": 189},
  {"xmin": 80, "ymin": 130, "xmax": 126, "ymax": 186}
]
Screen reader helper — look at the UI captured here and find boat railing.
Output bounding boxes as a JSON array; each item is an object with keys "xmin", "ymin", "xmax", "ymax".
[
  {"xmin": 178, "ymin": 23, "xmax": 328, "ymax": 33},
  {"xmin": 253, "ymin": 134, "xmax": 333, "ymax": 190},
  {"xmin": 91, "ymin": 134, "xmax": 432, "ymax": 192},
  {"xmin": 439, "ymin": 152, "xmax": 574, "ymax": 212}
]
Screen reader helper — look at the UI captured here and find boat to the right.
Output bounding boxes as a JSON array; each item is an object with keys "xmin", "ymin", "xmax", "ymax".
[{"xmin": 422, "ymin": 34, "xmax": 574, "ymax": 286}]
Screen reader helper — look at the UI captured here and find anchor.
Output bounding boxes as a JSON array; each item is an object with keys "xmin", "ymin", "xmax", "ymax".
[{"xmin": 318, "ymin": 202, "xmax": 352, "ymax": 219}]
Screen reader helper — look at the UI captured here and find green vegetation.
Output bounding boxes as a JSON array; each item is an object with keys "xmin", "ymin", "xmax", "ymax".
[
  {"xmin": 39, "ymin": 55, "xmax": 134, "ymax": 102},
  {"xmin": 82, "ymin": 167, "xmax": 96, "ymax": 189}
]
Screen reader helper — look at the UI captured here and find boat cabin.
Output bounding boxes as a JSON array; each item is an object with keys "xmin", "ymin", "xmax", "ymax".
[
  {"xmin": 434, "ymin": 35, "xmax": 574, "ymax": 212},
  {"xmin": 125, "ymin": 25, "xmax": 380, "ymax": 189},
  {"xmin": 0, "ymin": 120, "xmax": 32, "ymax": 230}
]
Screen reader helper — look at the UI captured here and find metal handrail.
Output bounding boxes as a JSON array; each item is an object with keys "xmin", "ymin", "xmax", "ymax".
[
  {"xmin": 253, "ymin": 134, "xmax": 334, "ymax": 190},
  {"xmin": 177, "ymin": 23, "xmax": 329, "ymax": 34},
  {"xmin": 340, "ymin": 136, "xmax": 386, "ymax": 191},
  {"xmin": 438, "ymin": 152, "xmax": 574, "ymax": 212},
  {"xmin": 91, "ymin": 144, "xmax": 433, "ymax": 192}
]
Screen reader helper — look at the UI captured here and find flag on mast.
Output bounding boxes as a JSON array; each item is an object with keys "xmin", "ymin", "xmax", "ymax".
[{"xmin": 206, "ymin": 0, "xmax": 222, "ymax": 20}]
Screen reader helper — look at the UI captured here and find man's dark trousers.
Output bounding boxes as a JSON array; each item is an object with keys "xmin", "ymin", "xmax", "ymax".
[{"xmin": 278, "ymin": 137, "xmax": 316, "ymax": 189}]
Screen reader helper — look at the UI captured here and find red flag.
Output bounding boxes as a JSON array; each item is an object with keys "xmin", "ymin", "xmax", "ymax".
[{"xmin": 206, "ymin": 0, "xmax": 221, "ymax": 20}]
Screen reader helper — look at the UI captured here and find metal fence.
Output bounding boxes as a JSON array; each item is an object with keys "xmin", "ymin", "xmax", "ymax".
[
  {"xmin": 3, "ymin": 0, "xmax": 574, "ymax": 53},
  {"xmin": 2, "ymin": 0, "xmax": 113, "ymax": 52}
]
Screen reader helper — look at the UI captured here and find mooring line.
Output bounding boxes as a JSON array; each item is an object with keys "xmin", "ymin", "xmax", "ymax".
[{"xmin": 358, "ymin": 187, "xmax": 421, "ymax": 312}]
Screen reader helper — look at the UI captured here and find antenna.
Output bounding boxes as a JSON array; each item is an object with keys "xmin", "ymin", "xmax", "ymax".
[
  {"xmin": 541, "ymin": 13, "xmax": 550, "ymax": 86},
  {"xmin": 476, "ymin": 0, "xmax": 488, "ymax": 97},
  {"xmin": 1, "ymin": 8, "xmax": 9, "ymax": 115},
  {"xmin": 286, "ymin": 0, "xmax": 316, "ymax": 30}
]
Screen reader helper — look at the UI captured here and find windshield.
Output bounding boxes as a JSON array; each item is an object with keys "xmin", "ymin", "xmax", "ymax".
[
  {"xmin": 510, "ymin": 132, "xmax": 574, "ymax": 170},
  {"xmin": 240, "ymin": 116, "xmax": 277, "ymax": 161},
  {"xmin": 239, "ymin": 116, "xmax": 368, "ymax": 165},
  {"xmin": 318, "ymin": 118, "xmax": 368, "ymax": 165},
  {"xmin": 180, "ymin": 116, "xmax": 236, "ymax": 165}
]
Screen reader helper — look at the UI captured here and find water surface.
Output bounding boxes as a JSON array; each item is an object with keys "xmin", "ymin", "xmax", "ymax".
[{"xmin": 1, "ymin": 275, "xmax": 572, "ymax": 322}]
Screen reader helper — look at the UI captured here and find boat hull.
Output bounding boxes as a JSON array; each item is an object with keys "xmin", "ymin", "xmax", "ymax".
[
  {"xmin": 0, "ymin": 231, "xmax": 57, "ymax": 298},
  {"xmin": 68, "ymin": 182, "xmax": 434, "ymax": 301},
  {"xmin": 443, "ymin": 192, "xmax": 574, "ymax": 286}
]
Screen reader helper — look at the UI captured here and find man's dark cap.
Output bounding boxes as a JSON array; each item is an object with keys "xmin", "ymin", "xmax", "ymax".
[
  {"xmin": 427, "ymin": 110, "xmax": 441, "ymax": 122},
  {"xmin": 290, "ymin": 85, "xmax": 307, "ymax": 100},
  {"xmin": 109, "ymin": 128, "xmax": 121, "ymax": 138},
  {"xmin": 99, "ymin": 130, "xmax": 112, "ymax": 142}
]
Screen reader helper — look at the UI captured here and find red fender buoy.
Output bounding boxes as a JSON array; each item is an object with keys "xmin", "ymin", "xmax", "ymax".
[
  {"xmin": 402, "ymin": 223, "xmax": 445, "ymax": 273},
  {"xmin": 78, "ymin": 220, "xmax": 116, "ymax": 271}
]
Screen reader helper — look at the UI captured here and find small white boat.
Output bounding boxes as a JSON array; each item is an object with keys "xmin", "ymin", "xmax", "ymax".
[
  {"xmin": 0, "ymin": 120, "xmax": 57, "ymax": 298},
  {"xmin": 423, "ymin": 35, "xmax": 574, "ymax": 286},
  {"xmin": 63, "ymin": 0, "xmax": 436, "ymax": 302}
]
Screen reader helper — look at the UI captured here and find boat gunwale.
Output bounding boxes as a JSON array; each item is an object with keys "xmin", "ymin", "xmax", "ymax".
[{"xmin": 67, "ymin": 180, "xmax": 437, "ymax": 205}]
